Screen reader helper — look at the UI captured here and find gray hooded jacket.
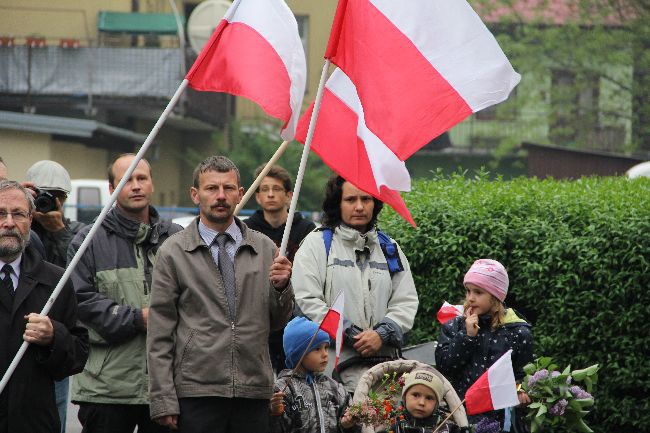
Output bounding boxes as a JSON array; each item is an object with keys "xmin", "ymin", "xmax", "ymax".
[{"xmin": 271, "ymin": 369, "xmax": 358, "ymax": 433}]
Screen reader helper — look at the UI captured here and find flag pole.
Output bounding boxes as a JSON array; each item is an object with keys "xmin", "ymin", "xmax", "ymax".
[
  {"xmin": 234, "ymin": 140, "xmax": 290, "ymax": 215},
  {"xmin": 432, "ymin": 400, "xmax": 465, "ymax": 433},
  {"xmin": 278, "ymin": 60, "xmax": 331, "ymax": 257},
  {"xmin": 0, "ymin": 79, "xmax": 190, "ymax": 394}
]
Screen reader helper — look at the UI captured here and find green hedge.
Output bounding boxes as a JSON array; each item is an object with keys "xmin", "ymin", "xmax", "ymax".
[{"xmin": 379, "ymin": 172, "xmax": 650, "ymax": 432}]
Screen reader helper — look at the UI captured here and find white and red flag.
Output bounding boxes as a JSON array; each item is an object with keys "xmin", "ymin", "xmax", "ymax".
[
  {"xmin": 325, "ymin": 0, "xmax": 521, "ymax": 160},
  {"xmin": 465, "ymin": 350, "xmax": 520, "ymax": 415},
  {"xmin": 185, "ymin": 0, "xmax": 306, "ymax": 140},
  {"xmin": 437, "ymin": 301, "xmax": 464, "ymax": 325},
  {"xmin": 319, "ymin": 291, "xmax": 345, "ymax": 367},
  {"xmin": 296, "ymin": 69, "xmax": 415, "ymax": 226}
]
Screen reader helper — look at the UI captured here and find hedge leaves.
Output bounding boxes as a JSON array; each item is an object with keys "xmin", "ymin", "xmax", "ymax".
[{"xmin": 380, "ymin": 172, "xmax": 650, "ymax": 432}]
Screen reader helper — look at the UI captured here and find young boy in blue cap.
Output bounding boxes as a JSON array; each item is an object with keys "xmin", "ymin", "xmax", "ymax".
[{"xmin": 270, "ymin": 317, "xmax": 357, "ymax": 433}]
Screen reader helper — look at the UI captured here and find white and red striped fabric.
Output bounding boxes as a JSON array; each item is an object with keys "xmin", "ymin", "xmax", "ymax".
[
  {"xmin": 319, "ymin": 291, "xmax": 345, "ymax": 367},
  {"xmin": 465, "ymin": 350, "xmax": 520, "ymax": 415},
  {"xmin": 296, "ymin": 69, "xmax": 415, "ymax": 226},
  {"xmin": 186, "ymin": 0, "xmax": 306, "ymax": 141},
  {"xmin": 437, "ymin": 301, "xmax": 464, "ymax": 324},
  {"xmin": 326, "ymin": 0, "xmax": 521, "ymax": 160}
]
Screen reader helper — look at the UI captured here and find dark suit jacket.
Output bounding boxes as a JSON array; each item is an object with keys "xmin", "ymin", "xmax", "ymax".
[{"xmin": 0, "ymin": 244, "xmax": 89, "ymax": 433}]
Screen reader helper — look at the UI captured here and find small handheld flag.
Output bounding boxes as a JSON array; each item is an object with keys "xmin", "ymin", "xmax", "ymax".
[
  {"xmin": 319, "ymin": 291, "xmax": 344, "ymax": 367},
  {"xmin": 465, "ymin": 350, "xmax": 520, "ymax": 415},
  {"xmin": 437, "ymin": 301, "xmax": 464, "ymax": 324}
]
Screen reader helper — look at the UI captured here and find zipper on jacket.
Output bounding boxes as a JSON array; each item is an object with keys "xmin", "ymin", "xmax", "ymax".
[
  {"xmin": 143, "ymin": 279, "xmax": 148, "ymax": 295},
  {"xmin": 312, "ymin": 381, "xmax": 326, "ymax": 433},
  {"xmin": 231, "ymin": 321, "xmax": 236, "ymax": 394}
]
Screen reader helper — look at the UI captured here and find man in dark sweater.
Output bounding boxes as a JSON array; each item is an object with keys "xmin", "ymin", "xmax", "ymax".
[{"xmin": 245, "ymin": 164, "xmax": 315, "ymax": 374}]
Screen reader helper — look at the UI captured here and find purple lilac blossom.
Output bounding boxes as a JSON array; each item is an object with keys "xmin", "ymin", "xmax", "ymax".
[
  {"xmin": 570, "ymin": 386, "xmax": 593, "ymax": 399},
  {"xmin": 527, "ymin": 369, "xmax": 549, "ymax": 388},
  {"xmin": 474, "ymin": 418, "xmax": 501, "ymax": 433},
  {"xmin": 551, "ymin": 371, "xmax": 560, "ymax": 378},
  {"xmin": 549, "ymin": 399, "xmax": 568, "ymax": 416}
]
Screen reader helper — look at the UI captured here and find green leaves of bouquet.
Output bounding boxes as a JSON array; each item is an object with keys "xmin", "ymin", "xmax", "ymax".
[{"xmin": 521, "ymin": 357, "xmax": 599, "ymax": 433}]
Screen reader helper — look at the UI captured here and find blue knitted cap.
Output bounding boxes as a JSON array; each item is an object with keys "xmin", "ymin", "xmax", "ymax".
[{"xmin": 283, "ymin": 316, "xmax": 330, "ymax": 369}]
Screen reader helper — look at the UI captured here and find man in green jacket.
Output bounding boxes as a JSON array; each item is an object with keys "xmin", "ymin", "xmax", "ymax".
[
  {"xmin": 147, "ymin": 156, "xmax": 294, "ymax": 433},
  {"xmin": 68, "ymin": 154, "xmax": 181, "ymax": 433}
]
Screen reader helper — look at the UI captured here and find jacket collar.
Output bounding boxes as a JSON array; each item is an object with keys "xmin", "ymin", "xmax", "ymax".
[
  {"xmin": 183, "ymin": 216, "xmax": 260, "ymax": 255},
  {"xmin": 335, "ymin": 224, "xmax": 379, "ymax": 251},
  {"xmin": 102, "ymin": 206, "xmax": 171, "ymax": 246},
  {"xmin": 277, "ymin": 368, "xmax": 327, "ymax": 384},
  {"xmin": 248, "ymin": 209, "xmax": 304, "ymax": 231}
]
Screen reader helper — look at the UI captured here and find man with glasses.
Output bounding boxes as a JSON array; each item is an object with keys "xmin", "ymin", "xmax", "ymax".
[
  {"xmin": 246, "ymin": 165, "xmax": 315, "ymax": 262},
  {"xmin": 24, "ymin": 160, "xmax": 86, "ymax": 433},
  {"xmin": 0, "ymin": 180, "xmax": 88, "ymax": 433},
  {"xmin": 0, "ymin": 157, "xmax": 46, "ymax": 258},
  {"xmin": 245, "ymin": 164, "xmax": 315, "ymax": 374}
]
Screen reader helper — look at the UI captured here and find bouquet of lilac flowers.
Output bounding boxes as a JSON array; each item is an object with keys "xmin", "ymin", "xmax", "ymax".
[{"xmin": 521, "ymin": 357, "xmax": 598, "ymax": 433}]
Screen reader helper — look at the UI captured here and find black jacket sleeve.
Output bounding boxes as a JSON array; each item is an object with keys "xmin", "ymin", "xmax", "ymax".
[
  {"xmin": 34, "ymin": 281, "xmax": 89, "ymax": 380},
  {"xmin": 435, "ymin": 317, "xmax": 479, "ymax": 377},
  {"xmin": 512, "ymin": 325, "xmax": 534, "ymax": 382}
]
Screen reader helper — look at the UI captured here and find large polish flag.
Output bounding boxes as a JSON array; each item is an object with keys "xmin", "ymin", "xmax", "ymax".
[
  {"xmin": 326, "ymin": 0, "xmax": 521, "ymax": 160},
  {"xmin": 296, "ymin": 69, "xmax": 415, "ymax": 226},
  {"xmin": 319, "ymin": 291, "xmax": 345, "ymax": 367},
  {"xmin": 185, "ymin": 0, "xmax": 306, "ymax": 141},
  {"xmin": 465, "ymin": 350, "xmax": 520, "ymax": 415}
]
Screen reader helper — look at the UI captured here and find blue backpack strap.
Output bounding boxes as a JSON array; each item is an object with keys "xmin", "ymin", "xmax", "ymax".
[
  {"xmin": 377, "ymin": 229, "xmax": 404, "ymax": 275},
  {"xmin": 321, "ymin": 227, "xmax": 334, "ymax": 259},
  {"xmin": 322, "ymin": 227, "xmax": 403, "ymax": 275}
]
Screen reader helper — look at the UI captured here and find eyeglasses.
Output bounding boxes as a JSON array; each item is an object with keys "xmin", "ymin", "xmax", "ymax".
[
  {"xmin": 259, "ymin": 186, "xmax": 286, "ymax": 194},
  {"xmin": 0, "ymin": 211, "xmax": 31, "ymax": 222}
]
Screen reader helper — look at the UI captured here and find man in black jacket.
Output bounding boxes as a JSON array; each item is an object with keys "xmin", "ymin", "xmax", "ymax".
[
  {"xmin": 245, "ymin": 164, "xmax": 315, "ymax": 374},
  {"xmin": 0, "ymin": 180, "xmax": 89, "ymax": 433}
]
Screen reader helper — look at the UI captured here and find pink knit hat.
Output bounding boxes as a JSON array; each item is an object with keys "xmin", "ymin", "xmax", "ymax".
[{"xmin": 463, "ymin": 259, "xmax": 509, "ymax": 302}]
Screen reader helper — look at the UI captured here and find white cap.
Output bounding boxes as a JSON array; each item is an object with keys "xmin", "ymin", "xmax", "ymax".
[{"xmin": 26, "ymin": 160, "xmax": 71, "ymax": 193}]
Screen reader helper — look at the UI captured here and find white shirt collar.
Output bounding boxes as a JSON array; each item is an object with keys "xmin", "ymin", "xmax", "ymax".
[
  {"xmin": 0, "ymin": 254, "xmax": 22, "ymax": 289},
  {"xmin": 198, "ymin": 219, "xmax": 242, "ymax": 246}
]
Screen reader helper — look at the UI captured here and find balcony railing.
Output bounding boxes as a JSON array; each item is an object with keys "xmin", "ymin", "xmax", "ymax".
[{"xmin": 0, "ymin": 45, "xmax": 183, "ymax": 99}]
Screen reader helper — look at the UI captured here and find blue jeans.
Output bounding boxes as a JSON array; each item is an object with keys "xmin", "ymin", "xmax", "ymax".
[{"xmin": 55, "ymin": 377, "xmax": 69, "ymax": 433}]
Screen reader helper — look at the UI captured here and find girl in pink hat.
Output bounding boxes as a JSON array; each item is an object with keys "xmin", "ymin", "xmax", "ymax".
[{"xmin": 435, "ymin": 259, "xmax": 534, "ymax": 432}]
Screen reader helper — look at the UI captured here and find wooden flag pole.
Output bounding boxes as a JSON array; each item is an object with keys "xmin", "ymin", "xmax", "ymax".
[
  {"xmin": 234, "ymin": 140, "xmax": 290, "ymax": 215},
  {"xmin": 0, "ymin": 79, "xmax": 190, "ymax": 394},
  {"xmin": 432, "ymin": 399, "xmax": 465, "ymax": 433},
  {"xmin": 278, "ymin": 59, "xmax": 331, "ymax": 257}
]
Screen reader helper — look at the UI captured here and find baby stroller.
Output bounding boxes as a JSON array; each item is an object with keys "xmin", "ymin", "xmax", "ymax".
[{"xmin": 352, "ymin": 359, "xmax": 470, "ymax": 433}]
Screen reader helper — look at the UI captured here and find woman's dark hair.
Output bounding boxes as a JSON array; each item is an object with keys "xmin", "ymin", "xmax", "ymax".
[{"xmin": 321, "ymin": 175, "xmax": 383, "ymax": 229}]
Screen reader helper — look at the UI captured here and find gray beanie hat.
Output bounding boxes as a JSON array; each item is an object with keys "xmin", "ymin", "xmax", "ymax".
[
  {"xmin": 402, "ymin": 369, "xmax": 445, "ymax": 406},
  {"xmin": 26, "ymin": 160, "xmax": 71, "ymax": 194}
]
